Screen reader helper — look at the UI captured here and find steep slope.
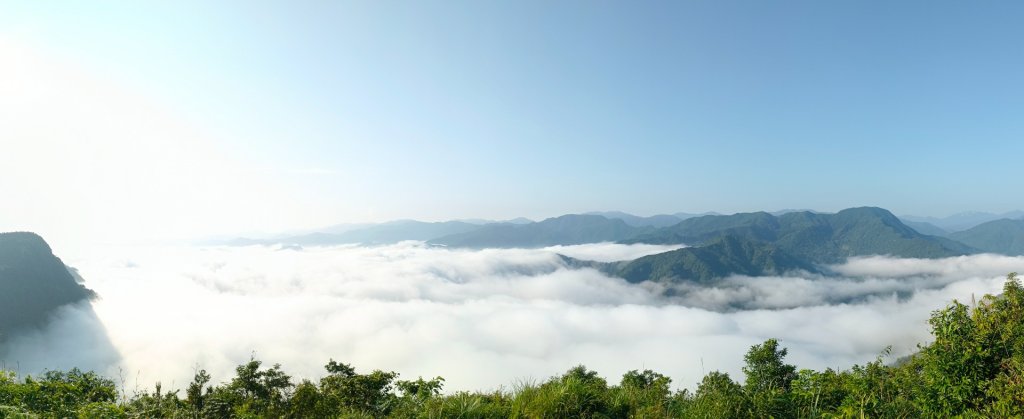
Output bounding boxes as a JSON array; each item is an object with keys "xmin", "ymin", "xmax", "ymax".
[
  {"xmin": 0, "ymin": 232, "xmax": 95, "ymax": 337},
  {"xmin": 614, "ymin": 236, "xmax": 816, "ymax": 283},
  {"xmin": 788, "ymin": 207, "xmax": 973, "ymax": 262},
  {"xmin": 429, "ymin": 214, "xmax": 649, "ymax": 248},
  {"xmin": 949, "ymin": 219, "xmax": 1024, "ymax": 255}
]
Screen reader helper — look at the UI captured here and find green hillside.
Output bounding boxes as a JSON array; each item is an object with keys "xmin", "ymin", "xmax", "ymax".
[
  {"xmin": 788, "ymin": 207, "xmax": 973, "ymax": 262},
  {"xmin": 0, "ymin": 232, "xmax": 94, "ymax": 338},
  {"xmin": 624, "ymin": 207, "xmax": 972, "ymax": 263},
  {"xmin": 601, "ymin": 208, "xmax": 976, "ymax": 283},
  {"xmin": 622, "ymin": 211, "xmax": 780, "ymax": 245},
  {"xmin": 614, "ymin": 236, "xmax": 816, "ymax": 283},
  {"xmin": 949, "ymin": 218, "xmax": 1024, "ymax": 255}
]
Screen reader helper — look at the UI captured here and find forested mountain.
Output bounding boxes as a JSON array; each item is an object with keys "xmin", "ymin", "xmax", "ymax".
[
  {"xmin": 227, "ymin": 208, "xmax": 1014, "ymax": 262},
  {"xmin": 428, "ymin": 214, "xmax": 650, "ymax": 248},
  {"xmin": 586, "ymin": 208, "xmax": 976, "ymax": 283},
  {"xmin": 621, "ymin": 211, "xmax": 779, "ymax": 245},
  {"xmin": 585, "ymin": 211, "xmax": 684, "ymax": 228},
  {"xmin": 614, "ymin": 235, "xmax": 816, "ymax": 283},
  {"xmin": 0, "ymin": 232, "xmax": 94, "ymax": 338},
  {"xmin": 623, "ymin": 207, "xmax": 972, "ymax": 263},
  {"xmin": 219, "ymin": 207, "xmax": 1004, "ymax": 283},
  {"xmin": 948, "ymin": 218, "xmax": 1024, "ymax": 255}
]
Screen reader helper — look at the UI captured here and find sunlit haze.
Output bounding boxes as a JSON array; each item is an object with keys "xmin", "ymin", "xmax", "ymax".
[
  {"xmin": 3, "ymin": 2, "xmax": 1024, "ymax": 255},
  {"xmin": 3, "ymin": 3, "xmax": 1024, "ymax": 416}
]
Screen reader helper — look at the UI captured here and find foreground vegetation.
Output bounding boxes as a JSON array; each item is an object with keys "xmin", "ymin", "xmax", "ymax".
[{"xmin": 3, "ymin": 273, "xmax": 1024, "ymax": 418}]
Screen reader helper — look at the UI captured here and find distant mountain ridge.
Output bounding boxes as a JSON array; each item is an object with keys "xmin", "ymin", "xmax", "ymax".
[
  {"xmin": 949, "ymin": 219, "xmax": 1024, "ymax": 256},
  {"xmin": 901, "ymin": 220, "xmax": 949, "ymax": 237},
  {"xmin": 227, "ymin": 220, "xmax": 483, "ymax": 246},
  {"xmin": 226, "ymin": 211, "xmax": 725, "ymax": 247},
  {"xmin": 229, "ymin": 208, "xmax": 1024, "ymax": 248},
  {"xmin": 584, "ymin": 211, "xmax": 684, "ymax": 228},
  {"xmin": 597, "ymin": 207, "xmax": 975, "ymax": 283},
  {"xmin": 428, "ymin": 214, "xmax": 650, "ymax": 248},
  {"xmin": 0, "ymin": 232, "xmax": 95, "ymax": 339},
  {"xmin": 220, "ymin": 208, "xmax": 1024, "ymax": 283},
  {"xmin": 584, "ymin": 211, "xmax": 726, "ymax": 228},
  {"xmin": 620, "ymin": 207, "xmax": 970, "ymax": 260},
  {"xmin": 900, "ymin": 211, "xmax": 1024, "ymax": 232}
]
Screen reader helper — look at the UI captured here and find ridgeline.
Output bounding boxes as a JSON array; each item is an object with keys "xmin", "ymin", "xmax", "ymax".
[{"xmin": 0, "ymin": 232, "xmax": 94, "ymax": 340}]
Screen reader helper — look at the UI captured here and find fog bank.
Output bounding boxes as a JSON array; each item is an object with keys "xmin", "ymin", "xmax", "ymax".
[{"xmin": 5, "ymin": 242, "xmax": 1020, "ymax": 392}]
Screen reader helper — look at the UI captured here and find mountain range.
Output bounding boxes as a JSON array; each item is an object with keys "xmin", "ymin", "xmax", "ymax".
[
  {"xmin": 428, "ymin": 214, "xmax": 649, "ymax": 248},
  {"xmin": 602, "ymin": 207, "xmax": 977, "ymax": 283},
  {"xmin": 0, "ymin": 206, "xmax": 1021, "ymax": 339},
  {"xmin": 899, "ymin": 211, "xmax": 1024, "ymax": 232},
  {"xmin": 614, "ymin": 235, "xmax": 818, "ymax": 283},
  {"xmin": 620, "ymin": 207, "xmax": 973, "ymax": 262},
  {"xmin": 223, "ymin": 207, "xmax": 1024, "ymax": 283},
  {"xmin": 584, "ymin": 211, "xmax": 721, "ymax": 228},
  {"xmin": 227, "ymin": 220, "xmax": 484, "ymax": 246},
  {"xmin": 5, "ymin": 207, "xmax": 1020, "ymax": 329}
]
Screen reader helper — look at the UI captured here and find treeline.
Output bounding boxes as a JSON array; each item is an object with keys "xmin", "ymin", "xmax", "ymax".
[{"xmin": 3, "ymin": 273, "xmax": 1024, "ymax": 418}]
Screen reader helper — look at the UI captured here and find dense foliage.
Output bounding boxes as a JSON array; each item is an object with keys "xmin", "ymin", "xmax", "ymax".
[
  {"xmin": 3, "ymin": 273, "xmax": 1023, "ymax": 418},
  {"xmin": 615, "ymin": 235, "xmax": 816, "ymax": 283}
]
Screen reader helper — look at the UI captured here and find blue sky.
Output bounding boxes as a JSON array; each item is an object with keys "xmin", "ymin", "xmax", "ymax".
[{"xmin": 2, "ymin": 1, "xmax": 1023, "ymax": 245}]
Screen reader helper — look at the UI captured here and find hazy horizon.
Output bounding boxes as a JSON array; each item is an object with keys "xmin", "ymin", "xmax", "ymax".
[
  {"xmin": 3, "ymin": 1, "xmax": 1024, "ymax": 253},
  {"xmin": 3, "ymin": 3, "xmax": 1024, "ymax": 414},
  {"xmin": 8, "ymin": 205, "xmax": 1024, "ymax": 260}
]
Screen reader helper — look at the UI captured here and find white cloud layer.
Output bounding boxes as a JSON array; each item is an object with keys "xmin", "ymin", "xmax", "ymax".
[{"xmin": 4, "ymin": 243, "xmax": 1022, "ymax": 393}]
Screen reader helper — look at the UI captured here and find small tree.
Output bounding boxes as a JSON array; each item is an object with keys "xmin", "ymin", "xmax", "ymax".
[
  {"xmin": 319, "ymin": 360, "xmax": 398, "ymax": 416},
  {"xmin": 743, "ymin": 339, "xmax": 797, "ymax": 416},
  {"xmin": 690, "ymin": 371, "xmax": 753, "ymax": 418},
  {"xmin": 185, "ymin": 368, "xmax": 211, "ymax": 416}
]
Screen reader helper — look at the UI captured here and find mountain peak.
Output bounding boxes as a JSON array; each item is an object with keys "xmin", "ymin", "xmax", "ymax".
[
  {"xmin": 0, "ymin": 232, "xmax": 95, "ymax": 335},
  {"xmin": 835, "ymin": 206, "xmax": 899, "ymax": 219}
]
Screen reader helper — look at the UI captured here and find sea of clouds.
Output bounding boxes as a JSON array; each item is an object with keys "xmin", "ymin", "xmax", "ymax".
[{"xmin": 3, "ymin": 242, "xmax": 1022, "ymax": 393}]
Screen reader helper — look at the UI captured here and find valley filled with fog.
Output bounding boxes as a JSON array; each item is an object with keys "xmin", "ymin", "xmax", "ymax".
[{"xmin": 6, "ymin": 242, "xmax": 1020, "ymax": 393}]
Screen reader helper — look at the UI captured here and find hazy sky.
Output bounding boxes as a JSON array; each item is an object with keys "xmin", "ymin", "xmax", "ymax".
[{"xmin": 2, "ymin": 2, "xmax": 1023, "ymax": 250}]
